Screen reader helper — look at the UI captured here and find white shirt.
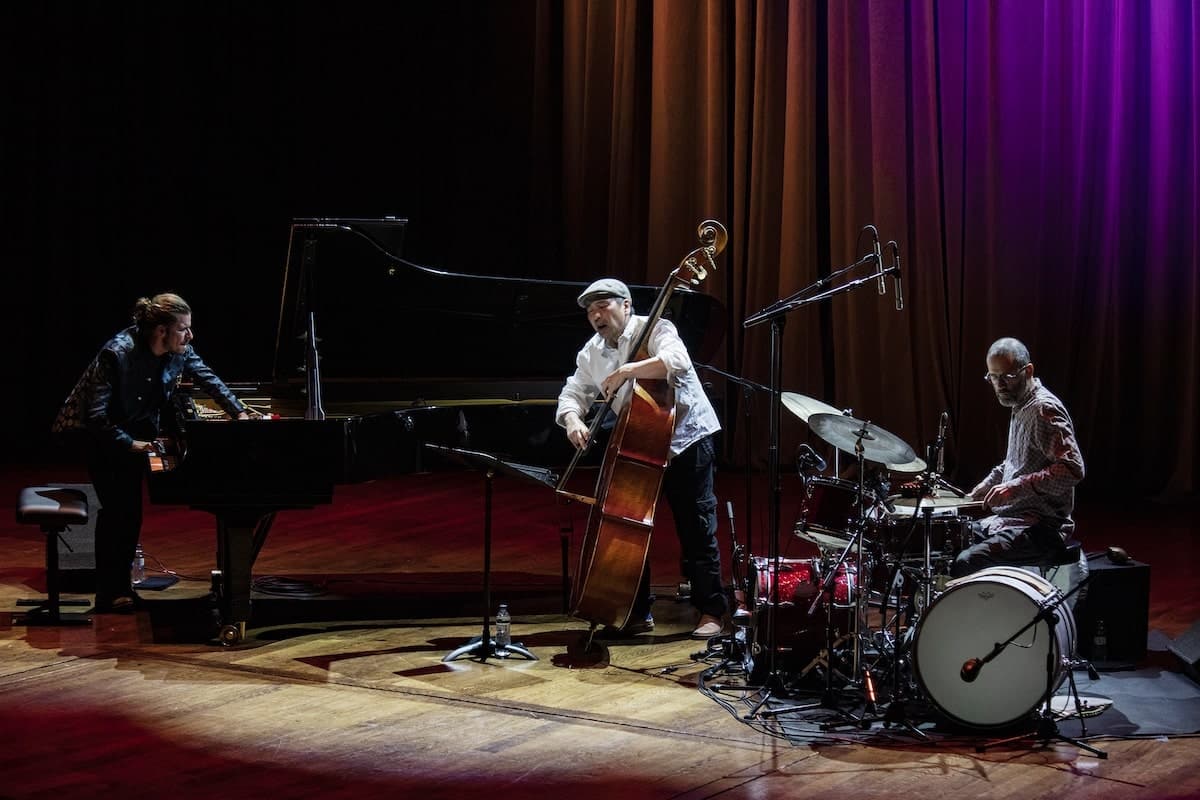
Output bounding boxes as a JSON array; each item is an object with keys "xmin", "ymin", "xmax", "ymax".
[{"xmin": 556, "ymin": 315, "xmax": 721, "ymax": 457}]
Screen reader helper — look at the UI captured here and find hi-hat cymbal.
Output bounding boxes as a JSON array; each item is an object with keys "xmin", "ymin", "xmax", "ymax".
[
  {"xmin": 781, "ymin": 392, "xmax": 841, "ymax": 423},
  {"xmin": 808, "ymin": 412, "xmax": 917, "ymax": 466}
]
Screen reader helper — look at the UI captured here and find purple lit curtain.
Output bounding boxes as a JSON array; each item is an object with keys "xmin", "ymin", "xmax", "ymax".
[
  {"xmin": 7, "ymin": 3, "xmax": 1197, "ymax": 497},
  {"xmin": 549, "ymin": 0, "xmax": 1200, "ymax": 497}
]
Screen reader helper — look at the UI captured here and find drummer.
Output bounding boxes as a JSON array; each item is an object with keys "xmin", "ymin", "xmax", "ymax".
[{"xmin": 951, "ymin": 338, "xmax": 1086, "ymax": 582}]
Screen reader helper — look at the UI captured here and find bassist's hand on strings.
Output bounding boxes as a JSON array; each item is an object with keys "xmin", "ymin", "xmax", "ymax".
[
  {"xmin": 601, "ymin": 356, "xmax": 669, "ymax": 402},
  {"xmin": 600, "ymin": 365, "xmax": 634, "ymax": 400}
]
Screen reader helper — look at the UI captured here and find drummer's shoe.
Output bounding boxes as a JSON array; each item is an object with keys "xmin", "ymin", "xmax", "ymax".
[{"xmin": 692, "ymin": 614, "xmax": 724, "ymax": 639}]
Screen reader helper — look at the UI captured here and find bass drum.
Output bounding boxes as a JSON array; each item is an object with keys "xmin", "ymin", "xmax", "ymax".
[{"xmin": 912, "ymin": 566, "xmax": 1076, "ymax": 729}]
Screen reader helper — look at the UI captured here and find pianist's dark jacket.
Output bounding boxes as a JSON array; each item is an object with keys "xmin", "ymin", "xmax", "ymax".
[{"xmin": 53, "ymin": 325, "xmax": 246, "ymax": 452}]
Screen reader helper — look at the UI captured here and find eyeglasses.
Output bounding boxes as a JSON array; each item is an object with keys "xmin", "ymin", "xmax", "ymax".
[{"xmin": 983, "ymin": 365, "xmax": 1029, "ymax": 384}]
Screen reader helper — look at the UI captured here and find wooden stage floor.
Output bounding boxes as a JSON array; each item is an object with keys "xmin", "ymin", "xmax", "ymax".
[{"xmin": 2, "ymin": 465, "xmax": 1198, "ymax": 799}]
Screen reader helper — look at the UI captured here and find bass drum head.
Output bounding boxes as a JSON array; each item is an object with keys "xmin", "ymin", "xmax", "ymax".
[{"xmin": 912, "ymin": 566, "xmax": 1076, "ymax": 729}]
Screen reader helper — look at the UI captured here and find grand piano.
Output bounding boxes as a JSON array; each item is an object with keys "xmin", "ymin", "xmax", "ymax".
[{"xmin": 147, "ymin": 217, "xmax": 726, "ymax": 644}]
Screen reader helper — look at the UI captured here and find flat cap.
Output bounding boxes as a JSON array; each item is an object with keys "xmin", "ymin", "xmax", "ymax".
[{"xmin": 576, "ymin": 278, "xmax": 631, "ymax": 308}]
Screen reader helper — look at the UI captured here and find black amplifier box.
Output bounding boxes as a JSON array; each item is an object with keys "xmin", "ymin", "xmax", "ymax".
[{"xmin": 1074, "ymin": 556, "xmax": 1150, "ymax": 669}]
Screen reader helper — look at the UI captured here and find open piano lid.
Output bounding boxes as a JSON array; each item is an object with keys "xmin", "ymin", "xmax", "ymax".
[{"xmin": 269, "ymin": 218, "xmax": 727, "ymax": 406}]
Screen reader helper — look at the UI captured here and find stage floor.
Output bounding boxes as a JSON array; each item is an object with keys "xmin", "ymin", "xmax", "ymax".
[{"xmin": 2, "ymin": 465, "xmax": 1198, "ymax": 799}]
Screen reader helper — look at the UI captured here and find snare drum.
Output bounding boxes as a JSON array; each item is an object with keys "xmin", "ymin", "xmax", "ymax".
[
  {"xmin": 871, "ymin": 515, "xmax": 971, "ymax": 563},
  {"xmin": 912, "ymin": 566, "xmax": 1076, "ymax": 729}
]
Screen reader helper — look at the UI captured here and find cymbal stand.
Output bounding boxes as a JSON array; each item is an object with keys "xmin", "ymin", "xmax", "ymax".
[
  {"xmin": 738, "ymin": 317, "xmax": 791, "ymax": 719},
  {"xmin": 875, "ymin": 417, "xmax": 956, "ymax": 738},
  {"xmin": 876, "ymin": 488, "xmax": 933, "ymax": 740}
]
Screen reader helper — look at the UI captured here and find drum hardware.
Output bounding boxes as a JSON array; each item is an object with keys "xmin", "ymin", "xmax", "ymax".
[
  {"xmin": 741, "ymin": 235, "xmax": 903, "ymax": 718},
  {"xmin": 875, "ymin": 498, "xmax": 938, "ymax": 737},
  {"xmin": 797, "ymin": 633, "xmax": 854, "ymax": 680},
  {"xmin": 969, "ymin": 574, "xmax": 1107, "ymax": 758},
  {"xmin": 697, "ymin": 501, "xmax": 753, "ymax": 673},
  {"xmin": 872, "ymin": 415, "xmax": 961, "ymax": 736},
  {"xmin": 761, "ymin": 420, "xmax": 908, "ymax": 725}
]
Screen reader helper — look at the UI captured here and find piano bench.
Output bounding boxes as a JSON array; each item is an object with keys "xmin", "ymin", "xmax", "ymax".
[{"xmin": 13, "ymin": 486, "xmax": 93, "ymax": 625}]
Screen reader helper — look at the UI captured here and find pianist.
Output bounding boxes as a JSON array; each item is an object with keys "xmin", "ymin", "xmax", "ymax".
[
  {"xmin": 951, "ymin": 337, "xmax": 1086, "ymax": 583},
  {"xmin": 557, "ymin": 278, "xmax": 727, "ymax": 640},
  {"xmin": 52, "ymin": 293, "xmax": 254, "ymax": 613}
]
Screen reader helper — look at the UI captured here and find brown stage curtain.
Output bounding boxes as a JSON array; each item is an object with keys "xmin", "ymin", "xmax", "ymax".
[{"xmin": 539, "ymin": 0, "xmax": 1199, "ymax": 500}]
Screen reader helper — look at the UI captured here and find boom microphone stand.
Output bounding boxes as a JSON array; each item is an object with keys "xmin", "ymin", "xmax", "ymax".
[{"xmin": 972, "ymin": 575, "xmax": 1106, "ymax": 758}]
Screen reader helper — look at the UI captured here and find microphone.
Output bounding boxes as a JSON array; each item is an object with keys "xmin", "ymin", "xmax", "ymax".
[
  {"xmin": 890, "ymin": 241, "xmax": 903, "ymax": 311},
  {"xmin": 726, "ymin": 500, "xmax": 734, "ymax": 521},
  {"xmin": 796, "ymin": 443, "xmax": 827, "ymax": 475},
  {"xmin": 869, "ymin": 225, "xmax": 886, "ymax": 295},
  {"xmin": 870, "ymin": 476, "xmax": 896, "ymax": 513},
  {"xmin": 936, "ymin": 410, "xmax": 948, "ymax": 474},
  {"xmin": 960, "ymin": 657, "xmax": 982, "ymax": 682}
]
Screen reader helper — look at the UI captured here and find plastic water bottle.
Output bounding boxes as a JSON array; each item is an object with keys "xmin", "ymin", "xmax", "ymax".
[
  {"xmin": 1092, "ymin": 619, "xmax": 1108, "ymax": 661},
  {"xmin": 494, "ymin": 603, "xmax": 512, "ymax": 657},
  {"xmin": 131, "ymin": 544, "xmax": 146, "ymax": 586}
]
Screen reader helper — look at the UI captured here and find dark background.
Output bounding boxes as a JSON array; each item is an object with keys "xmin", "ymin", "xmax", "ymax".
[
  {"xmin": 3, "ymin": 3, "xmax": 565, "ymax": 456},
  {"xmin": 3, "ymin": 3, "xmax": 1198, "ymax": 502}
]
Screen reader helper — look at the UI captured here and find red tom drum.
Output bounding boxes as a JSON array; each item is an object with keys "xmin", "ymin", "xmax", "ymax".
[{"xmin": 751, "ymin": 556, "xmax": 820, "ymax": 606}]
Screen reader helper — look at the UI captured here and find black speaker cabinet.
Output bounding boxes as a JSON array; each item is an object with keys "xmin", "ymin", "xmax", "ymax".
[
  {"xmin": 1074, "ymin": 556, "xmax": 1150, "ymax": 667},
  {"xmin": 1168, "ymin": 621, "xmax": 1200, "ymax": 682}
]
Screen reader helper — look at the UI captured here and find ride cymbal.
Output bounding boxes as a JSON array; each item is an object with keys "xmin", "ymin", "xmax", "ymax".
[{"xmin": 807, "ymin": 412, "xmax": 917, "ymax": 466}]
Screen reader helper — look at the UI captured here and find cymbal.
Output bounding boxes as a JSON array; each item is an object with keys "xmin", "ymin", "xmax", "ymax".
[
  {"xmin": 885, "ymin": 455, "xmax": 927, "ymax": 474},
  {"xmin": 781, "ymin": 392, "xmax": 841, "ymax": 423},
  {"xmin": 807, "ymin": 412, "xmax": 917, "ymax": 466}
]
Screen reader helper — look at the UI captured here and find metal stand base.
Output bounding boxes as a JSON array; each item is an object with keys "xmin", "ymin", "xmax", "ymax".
[
  {"xmin": 444, "ymin": 636, "xmax": 537, "ymax": 662},
  {"xmin": 976, "ymin": 710, "xmax": 1108, "ymax": 759}
]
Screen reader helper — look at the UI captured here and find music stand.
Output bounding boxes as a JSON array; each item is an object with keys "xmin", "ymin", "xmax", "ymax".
[{"xmin": 427, "ymin": 444, "xmax": 557, "ymax": 662}]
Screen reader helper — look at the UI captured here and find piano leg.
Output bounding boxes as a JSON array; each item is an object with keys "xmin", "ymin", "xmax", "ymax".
[{"xmin": 213, "ymin": 508, "xmax": 276, "ymax": 646}]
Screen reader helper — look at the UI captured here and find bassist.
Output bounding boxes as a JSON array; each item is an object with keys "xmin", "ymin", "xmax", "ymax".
[{"xmin": 557, "ymin": 278, "xmax": 726, "ymax": 639}]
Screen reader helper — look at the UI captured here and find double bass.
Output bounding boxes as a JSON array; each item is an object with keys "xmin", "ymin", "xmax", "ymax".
[{"xmin": 557, "ymin": 220, "xmax": 728, "ymax": 636}]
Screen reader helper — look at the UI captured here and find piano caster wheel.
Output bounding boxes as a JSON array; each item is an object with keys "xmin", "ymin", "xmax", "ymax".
[{"xmin": 218, "ymin": 622, "xmax": 245, "ymax": 646}]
